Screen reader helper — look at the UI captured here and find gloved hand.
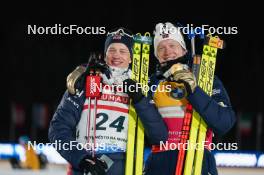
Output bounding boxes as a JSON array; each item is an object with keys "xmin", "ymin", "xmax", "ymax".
[
  {"xmin": 79, "ymin": 155, "xmax": 108, "ymax": 175},
  {"xmin": 173, "ymin": 69, "xmax": 197, "ymax": 95},
  {"xmin": 123, "ymin": 79, "xmax": 144, "ymax": 104},
  {"xmin": 66, "ymin": 62, "xmax": 109, "ymax": 95}
]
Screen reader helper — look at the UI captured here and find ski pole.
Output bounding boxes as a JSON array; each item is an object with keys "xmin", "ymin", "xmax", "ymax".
[
  {"xmin": 175, "ymin": 104, "xmax": 193, "ymax": 175},
  {"xmin": 92, "ymin": 69, "xmax": 100, "ymax": 157},
  {"xmin": 175, "ymin": 33, "xmax": 200, "ymax": 175},
  {"xmin": 84, "ymin": 69, "xmax": 93, "ymax": 175},
  {"xmin": 86, "ymin": 69, "xmax": 94, "ymax": 153},
  {"xmin": 84, "ymin": 67, "xmax": 102, "ymax": 175}
]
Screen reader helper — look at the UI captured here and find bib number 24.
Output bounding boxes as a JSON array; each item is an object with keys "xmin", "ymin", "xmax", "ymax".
[{"xmin": 96, "ymin": 112, "xmax": 126, "ymax": 132}]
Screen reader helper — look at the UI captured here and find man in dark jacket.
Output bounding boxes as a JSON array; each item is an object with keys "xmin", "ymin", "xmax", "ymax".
[
  {"xmin": 143, "ymin": 22, "xmax": 236, "ymax": 175},
  {"xmin": 48, "ymin": 28, "xmax": 168, "ymax": 175}
]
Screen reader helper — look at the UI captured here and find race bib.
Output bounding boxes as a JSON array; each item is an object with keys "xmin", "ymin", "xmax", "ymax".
[
  {"xmin": 158, "ymin": 106, "xmax": 185, "ymax": 144},
  {"xmin": 76, "ymin": 91, "xmax": 129, "ymax": 154}
]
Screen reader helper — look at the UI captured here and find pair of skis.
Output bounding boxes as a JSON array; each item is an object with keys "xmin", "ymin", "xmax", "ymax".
[
  {"xmin": 176, "ymin": 35, "xmax": 225, "ymax": 175},
  {"xmin": 125, "ymin": 33, "xmax": 152, "ymax": 175}
]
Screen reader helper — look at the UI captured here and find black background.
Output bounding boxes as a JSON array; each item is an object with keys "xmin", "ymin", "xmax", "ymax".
[{"xmin": 1, "ymin": 2, "xmax": 263, "ymax": 150}]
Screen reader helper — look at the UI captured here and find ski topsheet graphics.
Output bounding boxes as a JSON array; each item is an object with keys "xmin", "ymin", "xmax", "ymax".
[
  {"xmin": 125, "ymin": 33, "xmax": 152, "ymax": 175},
  {"xmin": 184, "ymin": 35, "xmax": 224, "ymax": 175}
]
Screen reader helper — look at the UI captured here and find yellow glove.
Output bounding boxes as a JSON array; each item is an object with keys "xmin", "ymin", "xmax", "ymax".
[{"xmin": 172, "ymin": 64, "xmax": 197, "ymax": 94}]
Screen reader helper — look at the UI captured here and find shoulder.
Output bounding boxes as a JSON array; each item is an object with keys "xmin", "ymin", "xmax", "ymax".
[
  {"xmin": 61, "ymin": 89, "xmax": 86, "ymax": 110},
  {"xmin": 212, "ymin": 75, "xmax": 225, "ymax": 96}
]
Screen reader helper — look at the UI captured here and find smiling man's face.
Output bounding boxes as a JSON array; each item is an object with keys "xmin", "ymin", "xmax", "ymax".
[
  {"xmin": 105, "ymin": 43, "xmax": 131, "ymax": 68},
  {"xmin": 157, "ymin": 39, "xmax": 186, "ymax": 64}
]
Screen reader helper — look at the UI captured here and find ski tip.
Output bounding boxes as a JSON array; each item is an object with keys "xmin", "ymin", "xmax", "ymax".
[
  {"xmin": 205, "ymin": 35, "xmax": 225, "ymax": 49},
  {"xmin": 134, "ymin": 32, "xmax": 152, "ymax": 44}
]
